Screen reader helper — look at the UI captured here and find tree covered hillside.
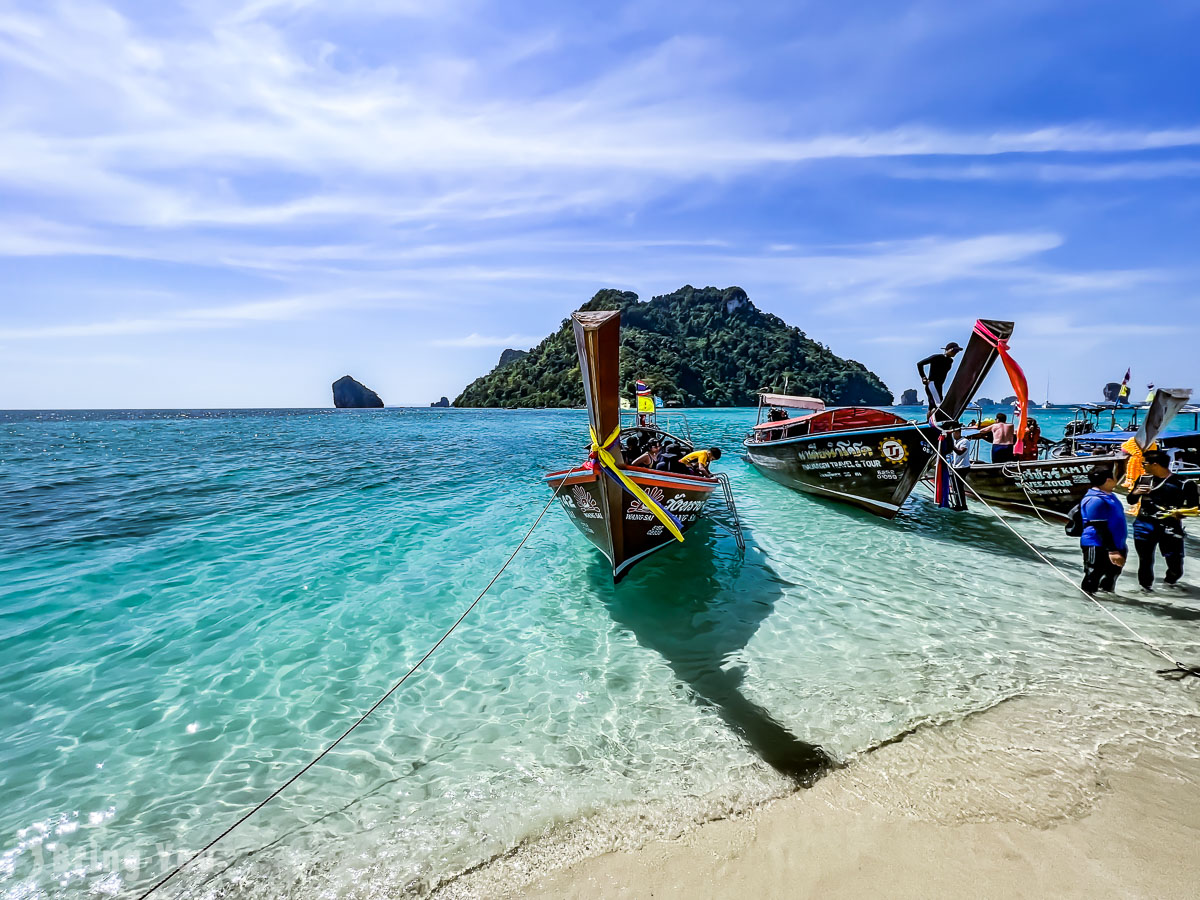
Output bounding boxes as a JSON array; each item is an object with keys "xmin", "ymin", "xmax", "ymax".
[{"xmin": 453, "ymin": 285, "xmax": 892, "ymax": 408}]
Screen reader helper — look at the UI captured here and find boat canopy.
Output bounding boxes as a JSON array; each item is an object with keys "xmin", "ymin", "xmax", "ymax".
[
  {"xmin": 758, "ymin": 393, "xmax": 825, "ymax": 411},
  {"xmin": 752, "ymin": 406, "xmax": 907, "ymax": 433}
]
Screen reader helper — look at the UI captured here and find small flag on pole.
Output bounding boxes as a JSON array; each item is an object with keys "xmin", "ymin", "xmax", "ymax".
[{"xmin": 636, "ymin": 380, "xmax": 654, "ymax": 414}]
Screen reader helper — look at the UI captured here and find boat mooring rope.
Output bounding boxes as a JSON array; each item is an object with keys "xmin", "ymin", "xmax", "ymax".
[
  {"xmin": 1000, "ymin": 461, "xmax": 1052, "ymax": 525},
  {"xmin": 136, "ymin": 477, "xmax": 569, "ymax": 900},
  {"xmin": 915, "ymin": 426, "xmax": 1200, "ymax": 681}
]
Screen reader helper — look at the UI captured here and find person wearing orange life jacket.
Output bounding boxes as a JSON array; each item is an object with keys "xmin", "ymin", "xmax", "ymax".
[{"xmin": 1019, "ymin": 418, "xmax": 1042, "ymax": 461}]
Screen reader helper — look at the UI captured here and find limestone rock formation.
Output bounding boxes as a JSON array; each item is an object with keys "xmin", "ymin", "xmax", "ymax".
[
  {"xmin": 430, "ymin": 397, "xmax": 450, "ymax": 407},
  {"xmin": 332, "ymin": 375, "xmax": 384, "ymax": 408},
  {"xmin": 496, "ymin": 348, "xmax": 529, "ymax": 370},
  {"xmin": 899, "ymin": 388, "xmax": 919, "ymax": 405},
  {"xmin": 454, "ymin": 285, "xmax": 891, "ymax": 408}
]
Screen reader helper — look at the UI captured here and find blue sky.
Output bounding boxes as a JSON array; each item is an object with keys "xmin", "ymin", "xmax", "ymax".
[{"xmin": 1, "ymin": 0, "xmax": 1198, "ymax": 407}]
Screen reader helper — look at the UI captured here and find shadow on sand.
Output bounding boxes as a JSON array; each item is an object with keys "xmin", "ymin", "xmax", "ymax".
[{"xmin": 589, "ymin": 522, "xmax": 831, "ymax": 784}]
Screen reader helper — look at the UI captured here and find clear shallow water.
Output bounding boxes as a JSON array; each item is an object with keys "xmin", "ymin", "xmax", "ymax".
[{"xmin": 1, "ymin": 407, "xmax": 1197, "ymax": 899}]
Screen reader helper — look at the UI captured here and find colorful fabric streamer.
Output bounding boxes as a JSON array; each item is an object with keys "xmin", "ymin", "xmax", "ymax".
[
  {"xmin": 589, "ymin": 426, "xmax": 685, "ymax": 541},
  {"xmin": 973, "ymin": 321, "xmax": 1030, "ymax": 455}
]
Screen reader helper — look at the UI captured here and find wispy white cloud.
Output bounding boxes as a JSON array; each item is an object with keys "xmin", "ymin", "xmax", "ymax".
[
  {"xmin": 0, "ymin": 290, "xmax": 402, "ymax": 339},
  {"xmin": 1, "ymin": 2, "xmax": 1198, "ymax": 237},
  {"xmin": 889, "ymin": 158, "xmax": 1200, "ymax": 182}
]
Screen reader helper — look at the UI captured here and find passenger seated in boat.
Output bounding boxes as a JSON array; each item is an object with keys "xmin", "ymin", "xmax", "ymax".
[
  {"xmin": 657, "ymin": 441, "xmax": 684, "ymax": 472},
  {"xmin": 624, "ymin": 433, "xmax": 642, "ymax": 460},
  {"xmin": 768, "ymin": 407, "xmax": 788, "ymax": 422},
  {"xmin": 630, "ymin": 440, "xmax": 663, "ymax": 469},
  {"xmin": 680, "ymin": 446, "xmax": 722, "ymax": 476}
]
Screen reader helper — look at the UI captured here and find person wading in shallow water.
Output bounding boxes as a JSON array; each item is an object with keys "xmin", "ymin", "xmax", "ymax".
[
  {"xmin": 1079, "ymin": 465, "xmax": 1127, "ymax": 595},
  {"xmin": 1126, "ymin": 449, "xmax": 1199, "ymax": 592},
  {"xmin": 916, "ymin": 342, "xmax": 962, "ymax": 416},
  {"xmin": 971, "ymin": 412, "xmax": 1017, "ymax": 463}
]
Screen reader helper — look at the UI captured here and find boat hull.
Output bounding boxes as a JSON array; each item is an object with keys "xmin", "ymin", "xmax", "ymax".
[
  {"xmin": 744, "ymin": 424, "xmax": 936, "ymax": 518},
  {"xmin": 961, "ymin": 455, "xmax": 1126, "ymax": 520},
  {"xmin": 545, "ymin": 465, "xmax": 718, "ymax": 579}
]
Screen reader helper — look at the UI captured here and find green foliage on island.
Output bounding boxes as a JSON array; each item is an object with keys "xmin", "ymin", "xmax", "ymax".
[{"xmin": 453, "ymin": 285, "xmax": 893, "ymax": 408}]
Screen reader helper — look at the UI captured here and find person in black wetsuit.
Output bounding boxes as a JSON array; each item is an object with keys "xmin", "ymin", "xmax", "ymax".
[
  {"xmin": 916, "ymin": 342, "xmax": 962, "ymax": 414},
  {"xmin": 1125, "ymin": 450, "xmax": 1199, "ymax": 591}
]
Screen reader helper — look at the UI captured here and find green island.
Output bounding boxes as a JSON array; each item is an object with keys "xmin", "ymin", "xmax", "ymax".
[{"xmin": 453, "ymin": 285, "xmax": 893, "ymax": 408}]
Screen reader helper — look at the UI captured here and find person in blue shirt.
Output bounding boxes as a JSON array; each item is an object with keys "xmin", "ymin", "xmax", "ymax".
[{"xmin": 1079, "ymin": 465, "xmax": 1128, "ymax": 594}]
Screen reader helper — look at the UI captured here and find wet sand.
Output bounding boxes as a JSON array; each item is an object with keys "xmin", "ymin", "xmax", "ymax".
[{"xmin": 434, "ymin": 692, "xmax": 1200, "ymax": 900}]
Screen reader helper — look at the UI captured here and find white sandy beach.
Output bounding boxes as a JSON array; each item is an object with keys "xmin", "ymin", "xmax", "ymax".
[{"xmin": 434, "ymin": 686, "xmax": 1200, "ymax": 900}]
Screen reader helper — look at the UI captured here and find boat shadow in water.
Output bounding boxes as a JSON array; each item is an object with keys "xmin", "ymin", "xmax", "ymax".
[
  {"xmin": 895, "ymin": 493, "xmax": 1071, "ymax": 563},
  {"xmin": 590, "ymin": 523, "xmax": 832, "ymax": 785}
]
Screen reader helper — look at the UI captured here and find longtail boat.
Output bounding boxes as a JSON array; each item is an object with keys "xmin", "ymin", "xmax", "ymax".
[
  {"xmin": 1061, "ymin": 402, "xmax": 1200, "ymax": 476},
  {"xmin": 742, "ymin": 319, "xmax": 1013, "ymax": 518},
  {"xmin": 961, "ymin": 387, "xmax": 1192, "ymax": 520},
  {"xmin": 544, "ymin": 310, "xmax": 723, "ymax": 581}
]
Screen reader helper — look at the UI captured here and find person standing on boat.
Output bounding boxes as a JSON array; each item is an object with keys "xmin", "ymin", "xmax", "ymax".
[
  {"xmin": 1079, "ymin": 466, "xmax": 1127, "ymax": 595},
  {"xmin": 917, "ymin": 342, "xmax": 962, "ymax": 415},
  {"xmin": 1126, "ymin": 450, "xmax": 1198, "ymax": 591}
]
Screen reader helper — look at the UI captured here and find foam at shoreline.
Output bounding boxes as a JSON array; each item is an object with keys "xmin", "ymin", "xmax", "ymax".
[{"xmin": 432, "ymin": 688, "xmax": 1200, "ymax": 899}]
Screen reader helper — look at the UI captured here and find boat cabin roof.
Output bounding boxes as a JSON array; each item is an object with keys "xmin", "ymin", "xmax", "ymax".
[{"xmin": 752, "ymin": 406, "xmax": 908, "ymax": 433}]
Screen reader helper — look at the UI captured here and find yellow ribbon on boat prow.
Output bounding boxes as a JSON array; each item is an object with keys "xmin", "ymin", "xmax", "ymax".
[{"xmin": 589, "ymin": 425, "xmax": 685, "ymax": 542}]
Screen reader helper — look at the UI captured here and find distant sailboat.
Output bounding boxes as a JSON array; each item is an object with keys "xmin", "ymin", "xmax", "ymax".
[{"xmin": 1042, "ymin": 376, "xmax": 1052, "ymax": 409}]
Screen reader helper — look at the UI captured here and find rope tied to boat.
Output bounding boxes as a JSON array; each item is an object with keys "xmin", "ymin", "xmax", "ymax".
[
  {"xmin": 135, "ymin": 477, "xmax": 571, "ymax": 900},
  {"xmin": 914, "ymin": 424, "xmax": 1200, "ymax": 682},
  {"xmin": 588, "ymin": 424, "xmax": 685, "ymax": 542},
  {"xmin": 999, "ymin": 461, "xmax": 1051, "ymax": 525}
]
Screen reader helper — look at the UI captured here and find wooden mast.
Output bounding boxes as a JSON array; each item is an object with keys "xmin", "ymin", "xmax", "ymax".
[
  {"xmin": 937, "ymin": 318, "xmax": 1014, "ymax": 422},
  {"xmin": 572, "ymin": 310, "xmax": 626, "ymax": 573}
]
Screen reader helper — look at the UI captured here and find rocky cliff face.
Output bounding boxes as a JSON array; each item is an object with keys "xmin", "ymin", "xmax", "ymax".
[
  {"xmin": 496, "ymin": 348, "xmax": 529, "ymax": 370},
  {"xmin": 899, "ymin": 388, "xmax": 919, "ymax": 405},
  {"xmin": 430, "ymin": 396, "xmax": 450, "ymax": 407},
  {"xmin": 332, "ymin": 375, "xmax": 384, "ymax": 408},
  {"xmin": 453, "ymin": 285, "xmax": 893, "ymax": 408}
]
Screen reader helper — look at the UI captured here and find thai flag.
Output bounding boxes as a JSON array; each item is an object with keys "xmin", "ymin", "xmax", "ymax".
[{"xmin": 636, "ymin": 380, "xmax": 651, "ymax": 397}]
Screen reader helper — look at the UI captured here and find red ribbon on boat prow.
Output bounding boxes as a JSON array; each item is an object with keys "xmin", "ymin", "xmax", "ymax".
[{"xmin": 973, "ymin": 320, "xmax": 1030, "ymax": 456}]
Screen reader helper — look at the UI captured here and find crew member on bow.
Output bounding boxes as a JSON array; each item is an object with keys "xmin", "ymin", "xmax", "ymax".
[
  {"xmin": 917, "ymin": 341, "xmax": 962, "ymax": 417},
  {"xmin": 1125, "ymin": 450, "xmax": 1199, "ymax": 591}
]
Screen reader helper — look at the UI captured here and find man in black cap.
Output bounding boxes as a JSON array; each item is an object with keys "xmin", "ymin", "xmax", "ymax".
[
  {"xmin": 917, "ymin": 341, "xmax": 963, "ymax": 414},
  {"xmin": 1126, "ymin": 450, "xmax": 1198, "ymax": 591}
]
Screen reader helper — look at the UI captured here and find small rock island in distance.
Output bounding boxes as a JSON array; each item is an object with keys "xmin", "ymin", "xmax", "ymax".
[
  {"xmin": 430, "ymin": 397, "xmax": 450, "ymax": 407},
  {"xmin": 332, "ymin": 375, "xmax": 384, "ymax": 408}
]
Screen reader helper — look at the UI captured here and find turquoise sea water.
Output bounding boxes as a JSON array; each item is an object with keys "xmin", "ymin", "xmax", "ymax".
[{"xmin": 2, "ymin": 407, "xmax": 1198, "ymax": 899}]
